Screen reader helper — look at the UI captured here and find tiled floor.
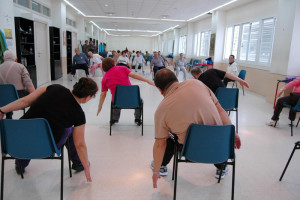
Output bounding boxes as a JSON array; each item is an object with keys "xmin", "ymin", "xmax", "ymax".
[{"xmin": 1, "ymin": 67, "xmax": 300, "ymax": 200}]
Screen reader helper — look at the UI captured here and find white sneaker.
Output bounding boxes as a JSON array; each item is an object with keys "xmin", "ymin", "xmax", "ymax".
[
  {"xmin": 215, "ymin": 165, "xmax": 229, "ymax": 179},
  {"xmin": 150, "ymin": 161, "xmax": 168, "ymax": 176},
  {"xmin": 266, "ymin": 120, "xmax": 277, "ymax": 127}
]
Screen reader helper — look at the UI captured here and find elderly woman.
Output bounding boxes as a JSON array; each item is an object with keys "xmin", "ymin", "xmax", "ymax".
[
  {"xmin": 117, "ymin": 50, "xmax": 131, "ymax": 69},
  {"xmin": 174, "ymin": 53, "xmax": 187, "ymax": 81},
  {"xmin": 88, "ymin": 51, "xmax": 104, "ymax": 77},
  {"xmin": 97, "ymin": 57, "xmax": 154, "ymax": 125},
  {"xmin": 0, "ymin": 77, "xmax": 98, "ymax": 182},
  {"xmin": 267, "ymin": 77, "xmax": 300, "ymax": 126}
]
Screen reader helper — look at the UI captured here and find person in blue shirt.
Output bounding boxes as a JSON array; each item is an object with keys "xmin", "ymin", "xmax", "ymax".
[{"xmin": 71, "ymin": 48, "xmax": 89, "ymax": 80}]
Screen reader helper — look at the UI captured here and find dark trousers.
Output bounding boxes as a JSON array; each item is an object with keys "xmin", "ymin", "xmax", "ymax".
[
  {"xmin": 16, "ymin": 127, "xmax": 81, "ymax": 168},
  {"xmin": 71, "ymin": 63, "xmax": 89, "ymax": 76},
  {"xmin": 223, "ymin": 78, "xmax": 235, "ymax": 86},
  {"xmin": 272, "ymin": 93, "xmax": 300, "ymax": 121},
  {"xmin": 112, "ymin": 108, "xmax": 141, "ymax": 121},
  {"xmin": 5, "ymin": 90, "xmax": 29, "ymax": 119},
  {"xmin": 162, "ymin": 137, "xmax": 227, "ymax": 170},
  {"xmin": 153, "ymin": 66, "xmax": 165, "ymax": 78},
  {"xmin": 117, "ymin": 63, "xmax": 129, "ymax": 68}
]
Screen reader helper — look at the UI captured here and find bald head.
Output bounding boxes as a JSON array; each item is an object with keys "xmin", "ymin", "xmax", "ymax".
[{"xmin": 154, "ymin": 68, "xmax": 178, "ymax": 92}]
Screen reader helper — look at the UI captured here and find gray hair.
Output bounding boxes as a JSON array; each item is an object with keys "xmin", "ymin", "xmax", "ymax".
[
  {"xmin": 191, "ymin": 67, "xmax": 203, "ymax": 77},
  {"xmin": 3, "ymin": 50, "xmax": 16, "ymax": 61}
]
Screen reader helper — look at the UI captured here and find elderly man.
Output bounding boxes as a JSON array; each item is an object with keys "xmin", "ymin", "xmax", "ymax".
[
  {"xmin": 191, "ymin": 67, "xmax": 249, "ymax": 93},
  {"xmin": 150, "ymin": 51, "xmax": 165, "ymax": 78},
  {"xmin": 71, "ymin": 48, "xmax": 89, "ymax": 80},
  {"xmin": 88, "ymin": 51, "xmax": 104, "ymax": 77},
  {"xmin": 223, "ymin": 55, "xmax": 239, "ymax": 86},
  {"xmin": 132, "ymin": 51, "xmax": 146, "ymax": 74},
  {"xmin": 0, "ymin": 50, "xmax": 35, "ymax": 118},
  {"xmin": 152, "ymin": 69, "xmax": 241, "ymax": 188}
]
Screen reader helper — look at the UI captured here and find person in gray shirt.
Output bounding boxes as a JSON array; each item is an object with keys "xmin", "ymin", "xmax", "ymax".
[
  {"xmin": 150, "ymin": 51, "xmax": 165, "ymax": 78},
  {"xmin": 174, "ymin": 53, "xmax": 187, "ymax": 80},
  {"xmin": 71, "ymin": 48, "xmax": 89, "ymax": 80},
  {"xmin": 0, "ymin": 50, "xmax": 35, "ymax": 118}
]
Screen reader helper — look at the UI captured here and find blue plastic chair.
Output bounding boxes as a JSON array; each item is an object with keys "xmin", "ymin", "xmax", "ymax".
[
  {"xmin": 0, "ymin": 84, "xmax": 24, "ymax": 119},
  {"xmin": 172, "ymin": 124, "xmax": 236, "ymax": 200},
  {"xmin": 147, "ymin": 56, "xmax": 153, "ymax": 64},
  {"xmin": 279, "ymin": 99, "xmax": 300, "ymax": 136},
  {"xmin": 215, "ymin": 88, "xmax": 239, "ymax": 133},
  {"xmin": 232, "ymin": 70, "xmax": 247, "ymax": 96},
  {"xmin": 279, "ymin": 141, "xmax": 300, "ymax": 181},
  {"xmin": 193, "ymin": 59, "xmax": 200, "ymax": 66},
  {"xmin": 110, "ymin": 85, "xmax": 143, "ymax": 136},
  {"xmin": 0, "ymin": 118, "xmax": 71, "ymax": 200},
  {"xmin": 108, "ymin": 54, "xmax": 113, "ymax": 58}
]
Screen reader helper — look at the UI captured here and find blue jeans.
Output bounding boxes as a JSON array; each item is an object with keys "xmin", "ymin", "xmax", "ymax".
[{"xmin": 16, "ymin": 127, "xmax": 81, "ymax": 168}]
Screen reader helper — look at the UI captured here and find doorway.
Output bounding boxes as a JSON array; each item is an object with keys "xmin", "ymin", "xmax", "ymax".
[{"xmin": 34, "ymin": 21, "xmax": 50, "ymax": 86}]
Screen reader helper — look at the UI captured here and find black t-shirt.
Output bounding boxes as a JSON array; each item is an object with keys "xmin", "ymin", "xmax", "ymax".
[
  {"xmin": 198, "ymin": 69, "xmax": 226, "ymax": 93},
  {"xmin": 21, "ymin": 84, "xmax": 86, "ymax": 143}
]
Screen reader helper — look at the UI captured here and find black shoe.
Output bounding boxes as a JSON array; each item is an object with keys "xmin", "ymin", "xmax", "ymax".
[
  {"xmin": 72, "ymin": 162, "xmax": 84, "ymax": 172},
  {"xmin": 15, "ymin": 164, "xmax": 25, "ymax": 175},
  {"xmin": 135, "ymin": 119, "xmax": 142, "ymax": 126}
]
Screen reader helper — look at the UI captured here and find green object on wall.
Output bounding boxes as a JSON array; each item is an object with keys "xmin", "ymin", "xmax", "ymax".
[{"xmin": 0, "ymin": 30, "xmax": 8, "ymax": 64}]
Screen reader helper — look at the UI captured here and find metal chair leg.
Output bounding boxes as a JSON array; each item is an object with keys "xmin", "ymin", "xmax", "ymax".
[
  {"xmin": 218, "ymin": 164, "xmax": 224, "ymax": 183},
  {"xmin": 61, "ymin": 147, "xmax": 64, "ymax": 200},
  {"xmin": 16, "ymin": 160, "xmax": 24, "ymax": 179},
  {"xmin": 296, "ymin": 117, "xmax": 300, "ymax": 127},
  {"xmin": 1, "ymin": 158, "xmax": 4, "ymax": 200},
  {"xmin": 279, "ymin": 143, "xmax": 299, "ymax": 181},
  {"xmin": 173, "ymin": 155, "xmax": 179, "ymax": 200},
  {"xmin": 232, "ymin": 161, "xmax": 235, "ymax": 200},
  {"xmin": 291, "ymin": 120, "xmax": 293, "ymax": 136},
  {"xmin": 236, "ymin": 109, "xmax": 238, "ymax": 134},
  {"xmin": 172, "ymin": 147, "xmax": 178, "ymax": 181}
]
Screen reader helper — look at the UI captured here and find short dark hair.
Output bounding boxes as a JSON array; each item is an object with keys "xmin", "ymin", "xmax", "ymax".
[
  {"xmin": 117, "ymin": 50, "xmax": 120, "ymax": 53},
  {"xmin": 102, "ymin": 57, "xmax": 115, "ymax": 72},
  {"xmin": 191, "ymin": 67, "xmax": 203, "ymax": 77},
  {"xmin": 230, "ymin": 55, "xmax": 235, "ymax": 59},
  {"xmin": 85, "ymin": 40, "xmax": 88, "ymax": 43},
  {"xmin": 122, "ymin": 50, "xmax": 126, "ymax": 54},
  {"xmin": 136, "ymin": 51, "xmax": 140, "ymax": 54},
  {"xmin": 72, "ymin": 77, "xmax": 98, "ymax": 98},
  {"xmin": 154, "ymin": 69, "xmax": 178, "ymax": 92}
]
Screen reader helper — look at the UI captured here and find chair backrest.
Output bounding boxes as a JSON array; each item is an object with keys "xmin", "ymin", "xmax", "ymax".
[
  {"xmin": 109, "ymin": 54, "xmax": 113, "ymax": 58},
  {"xmin": 292, "ymin": 99, "xmax": 300, "ymax": 112},
  {"xmin": 113, "ymin": 85, "xmax": 142, "ymax": 108},
  {"xmin": 189, "ymin": 59, "xmax": 193, "ymax": 65},
  {"xmin": 148, "ymin": 56, "xmax": 153, "ymax": 61},
  {"xmin": 193, "ymin": 59, "xmax": 200, "ymax": 65},
  {"xmin": 215, "ymin": 88, "xmax": 239, "ymax": 110},
  {"xmin": 238, "ymin": 70, "xmax": 247, "ymax": 80},
  {"xmin": 0, "ymin": 84, "xmax": 19, "ymax": 107},
  {"xmin": 180, "ymin": 124, "xmax": 235, "ymax": 163},
  {"xmin": 0, "ymin": 118, "xmax": 60, "ymax": 159}
]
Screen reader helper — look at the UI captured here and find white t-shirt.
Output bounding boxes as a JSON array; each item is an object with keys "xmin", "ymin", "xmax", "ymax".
[
  {"xmin": 133, "ymin": 55, "xmax": 145, "ymax": 65},
  {"xmin": 90, "ymin": 54, "xmax": 102, "ymax": 65},
  {"xmin": 117, "ymin": 55, "xmax": 130, "ymax": 65},
  {"xmin": 227, "ymin": 62, "xmax": 239, "ymax": 76}
]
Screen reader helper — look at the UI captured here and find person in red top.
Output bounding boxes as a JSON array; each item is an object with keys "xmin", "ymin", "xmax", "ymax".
[
  {"xmin": 97, "ymin": 57, "xmax": 155, "ymax": 124},
  {"xmin": 267, "ymin": 77, "xmax": 300, "ymax": 126}
]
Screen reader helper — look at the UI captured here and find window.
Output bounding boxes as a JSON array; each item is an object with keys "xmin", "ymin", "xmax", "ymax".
[
  {"xmin": 178, "ymin": 36, "xmax": 187, "ymax": 54},
  {"xmin": 43, "ymin": 6, "xmax": 50, "ymax": 17},
  {"xmin": 224, "ymin": 17, "xmax": 276, "ymax": 66},
  {"xmin": 31, "ymin": 1, "xmax": 40, "ymax": 12},
  {"xmin": 194, "ymin": 31, "xmax": 211, "ymax": 57},
  {"xmin": 18, "ymin": 0, "xmax": 29, "ymax": 8},
  {"xmin": 168, "ymin": 39, "xmax": 173, "ymax": 54}
]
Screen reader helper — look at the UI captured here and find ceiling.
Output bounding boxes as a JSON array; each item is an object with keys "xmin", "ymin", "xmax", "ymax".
[{"xmin": 65, "ymin": 0, "xmax": 255, "ymax": 36}]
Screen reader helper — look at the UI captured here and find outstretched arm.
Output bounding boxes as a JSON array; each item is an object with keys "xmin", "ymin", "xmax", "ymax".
[
  {"xmin": 0, "ymin": 86, "xmax": 47, "ymax": 119},
  {"xmin": 128, "ymin": 72, "xmax": 155, "ymax": 86},
  {"xmin": 97, "ymin": 91, "xmax": 107, "ymax": 116},
  {"xmin": 225, "ymin": 72, "xmax": 249, "ymax": 89}
]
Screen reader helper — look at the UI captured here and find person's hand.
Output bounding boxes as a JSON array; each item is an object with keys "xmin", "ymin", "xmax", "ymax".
[
  {"xmin": 148, "ymin": 80, "xmax": 155, "ymax": 86},
  {"xmin": 84, "ymin": 167, "xmax": 92, "ymax": 182},
  {"xmin": 277, "ymin": 88, "xmax": 285, "ymax": 97},
  {"xmin": 97, "ymin": 106, "xmax": 102, "ymax": 116},
  {"xmin": 152, "ymin": 172, "xmax": 160, "ymax": 188},
  {"xmin": 239, "ymin": 80, "xmax": 249, "ymax": 88},
  {"xmin": 235, "ymin": 133, "xmax": 241, "ymax": 149}
]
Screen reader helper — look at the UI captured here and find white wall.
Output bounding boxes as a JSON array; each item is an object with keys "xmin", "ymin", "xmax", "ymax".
[{"xmin": 106, "ymin": 36, "xmax": 153, "ymax": 53}]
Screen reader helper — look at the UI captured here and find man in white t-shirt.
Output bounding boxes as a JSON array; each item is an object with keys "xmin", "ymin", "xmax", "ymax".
[
  {"xmin": 117, "ymin": 50, "xmax": 131, "ymax": 69},
  {"xmin": 132, "ymin": 51, "xmax": 146, "ymax": 74},
  {"xmin": 88, "ymin": 51, "xmax": 104, "ymax": 76},
  {"xmin": 223, "ymin": 55, "xmax": 239, "ymax": 86}
]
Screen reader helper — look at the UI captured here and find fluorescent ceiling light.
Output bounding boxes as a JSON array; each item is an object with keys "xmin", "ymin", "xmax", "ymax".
[
  {"xmin": 109, "ymin": 34, "xmax": 152, "ymax": 37},
  {"xmin": 152, "ymin": 25, "xmax": 179, "ymax": 37},
  {"xmin": 104, "ymin": 29, "xmax": 160, "ymax": 33},
  {"xmin": 187, "ymin": 0, "xmax": 237, "ymax": 21},
  {"xmin": 64, "ymin": 0, "xmax": 86, "ymax": 16},
  {"xmin": 87, "ymin": 16, "xmax": 185, "ymax": 22}
]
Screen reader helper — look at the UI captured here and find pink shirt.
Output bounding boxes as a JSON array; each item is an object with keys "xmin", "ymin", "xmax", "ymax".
[
  {"xmin": 101, "ymin": 66, "xmax": 132, "ymax": 100},
  {"xmin": 285, "ymin": 77, "xmax": 300, "ymax": 93}
]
